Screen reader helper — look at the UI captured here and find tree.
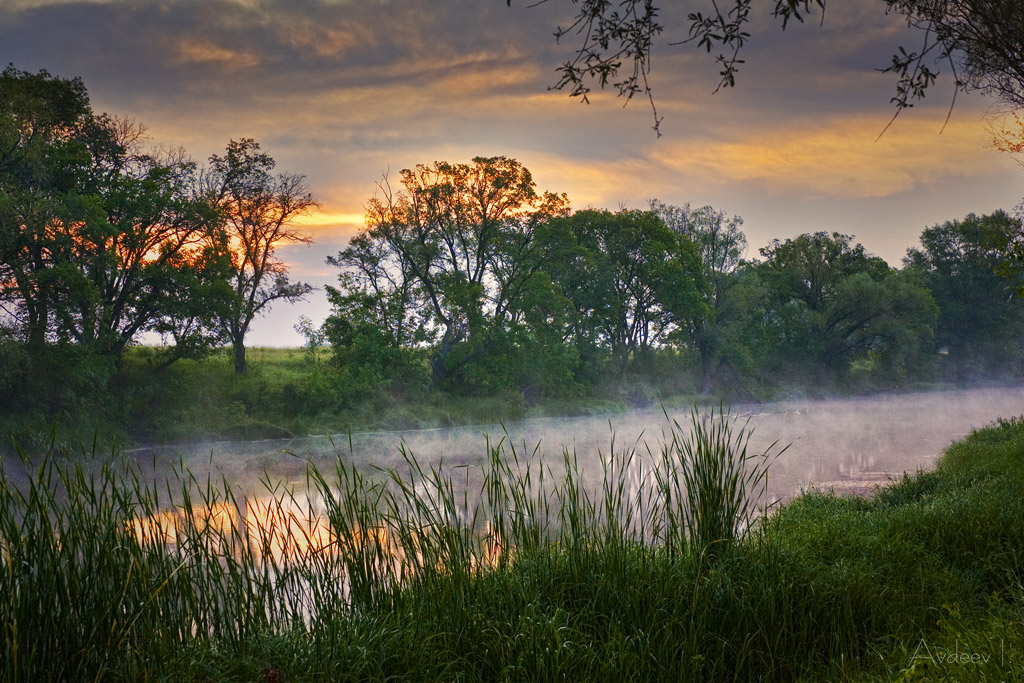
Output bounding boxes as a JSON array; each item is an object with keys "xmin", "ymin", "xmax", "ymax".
[
  {"xmin": 507, "ymin": 0, "xmax": 1024, "ymax": 133},
  {"xmin": 205, "ymin": 139, "xmax": 318, "ymax": 374},
  {"xmin": 651, "ymin": 200, "xmax": 746, "ymax": 393},
  {"xmin": 537, "ymin": 208, "xmax": 707, "ymax": 371},
  {"xmin": 885, "ymin": 0, "xmax": 1024, "ymax": 112},
  {"xmin": 905, "ymin": 210, "xmax": 1024, "ymax": 378},
  {"xmin": 753, "ymin": 232, "xmax": 937, "ymax": 384},
  {"xmin": 758, "ymin": 232, "xmax": 890, "ymax": 312},
  {"xmin": 0, "ymin": 65, "xmax": 94, "ymax": 348},
  {"xmin": 0, "ymin": 66, "xmax": 226, "ymax": 362},
  {"xmin": 328, "ymin": 157, "xmax": 568, "ymax": 389},
  {"xmin": 0, "ymin": 66, "xmax": 232, "ymax": 421}
]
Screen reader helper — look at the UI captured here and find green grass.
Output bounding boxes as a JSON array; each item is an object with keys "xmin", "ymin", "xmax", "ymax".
[
  {"xmin": 1, "ymin": 412, "xmax": 1022, "ymax": 681},
  {"xmin": 4, "ymin": 345, "xmax": 719, "ymax": 450}
]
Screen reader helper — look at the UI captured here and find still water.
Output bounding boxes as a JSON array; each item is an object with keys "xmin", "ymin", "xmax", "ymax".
[{"xmin": 130, "ymin": 386, "xmax": 1024, "ymax": 505}]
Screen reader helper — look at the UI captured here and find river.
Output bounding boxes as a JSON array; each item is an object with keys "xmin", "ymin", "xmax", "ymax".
[{"xmin": 127, "ymin": 386, "xmax": 1024, "ymax": 506}]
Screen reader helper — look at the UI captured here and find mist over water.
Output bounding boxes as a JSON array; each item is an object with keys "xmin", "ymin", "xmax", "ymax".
[{"xmin": 131, "ymin": 387, "xmax": 1024, "ymax": 506}]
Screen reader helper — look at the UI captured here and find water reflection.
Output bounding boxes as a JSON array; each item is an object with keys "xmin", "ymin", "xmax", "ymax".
[{"xmin": 122, "ymin": 388, "xmax": 1024, "ymax": 563}]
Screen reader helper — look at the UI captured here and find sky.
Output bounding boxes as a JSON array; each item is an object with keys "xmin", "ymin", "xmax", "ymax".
[{"xmin": 2, "ymin": 0, "xmax": 1022, "ymax": 346}]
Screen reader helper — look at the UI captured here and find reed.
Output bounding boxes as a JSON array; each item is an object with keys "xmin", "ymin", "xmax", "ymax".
[{"xmin": 653, "ymin": 406, "xmax": 782, "ymax": 558}]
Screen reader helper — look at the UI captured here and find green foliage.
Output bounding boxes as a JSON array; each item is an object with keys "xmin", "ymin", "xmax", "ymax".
[
  {"xmin": 536, "ymin": 207, "xmax": 708, "ymax": 372},
  {"xmin": 4, "ymin": 66, "xmax": 1024, "ymax": 439},
  {"xmin": 750, "ymin": 232, "xmax": 938, "ymax": 390},
  {"xmin": 0, "ymin": 66, "xmax": 229, "ymax": 360},
  {"xmin": 906, "ymin": 210, "xmax": 1024, "ymax": 380},
  {"xmin": 322, "ymin": 288, "xmax": 427, "ymax": 399},
  {"xmin": 327, "ymin": 156, "xmax": 570, "ymax": 391},
  {"xmin": 652, "ymin": 200, "xmax": 749, "ymax": 393}
]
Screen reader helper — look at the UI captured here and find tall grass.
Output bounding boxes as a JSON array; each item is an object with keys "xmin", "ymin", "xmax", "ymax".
[
  {"xmin": 1, "ymin": 410, "xmax": 1022, "ymax": 681},
  {"xmin": 655, "ymin": 407, "xmax": 782, "ymax": 558}
]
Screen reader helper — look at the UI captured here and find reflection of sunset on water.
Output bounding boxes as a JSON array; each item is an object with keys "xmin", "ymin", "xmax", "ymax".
[
  {"xmin": 127, "ymin": 491, "xmax": 506, "ymax": 577},
  {"xmin": 128, "ymin": 494, "xmax": 334, "ymax": 561}
]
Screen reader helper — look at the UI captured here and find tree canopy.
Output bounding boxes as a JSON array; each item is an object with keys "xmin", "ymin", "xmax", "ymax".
[
  {"xmin": 327, "ymin": 156, "xmax": 570, "ymax": 390},
  {"xmin": 0, "ymin": 66, "xmax": 318, "ymax": 425},
  {"xmin": 0, "ymin": 65, "xmax": 225, "ymax": 360},
  {"xmin": 906, "ymin": 210, "xmax": 1024, "ymax": 378}
]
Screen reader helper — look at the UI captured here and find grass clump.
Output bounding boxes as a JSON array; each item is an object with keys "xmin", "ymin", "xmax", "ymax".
[
  {"xmin": 1, "ymin": 411, "xmax": 1023, "ymax": 680},
  {"xmin": 655, "ymin": 407, "xmax": 780, "ymax": 558}
]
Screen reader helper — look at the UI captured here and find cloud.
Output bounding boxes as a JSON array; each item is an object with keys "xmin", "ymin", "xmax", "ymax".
[
  {"xmin": 3, "ymin": 1, "xmax": 1019, "ymax": 274},
  {"xmin": 176, "ymin": 38, "xmax": 260, "ymax": 69},
  {"xmin": 649, "ymin": 115, "xmax": 999, "ymax": 197}
]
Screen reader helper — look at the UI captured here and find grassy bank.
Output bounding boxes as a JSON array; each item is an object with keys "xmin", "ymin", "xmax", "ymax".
[
  {"xmin": 1, "ymin": 414, "xmax": 1022, "ymax": 681},
  {"xmin": 4, "ymin": 345, "xmax": 712, "ymax": 451},
  {"xmin": 4, "ymin": 341, "xmax": 957, "ymax": 453}
]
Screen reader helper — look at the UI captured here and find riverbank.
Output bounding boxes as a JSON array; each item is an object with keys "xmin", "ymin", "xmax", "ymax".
[
  {"xmin": 2, "ymin": 415, "xmax": 1022, "ymax": 681},
  {"xmin": 2, "ymin": 344, "xmax": 968, "ymax": 454}
]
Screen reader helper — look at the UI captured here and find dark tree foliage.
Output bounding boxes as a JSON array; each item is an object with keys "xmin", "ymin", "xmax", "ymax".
[
  {"xmin": 205, "ymin": 139, "xmax": 317, "ymax": 374},
  {"xmin": 758, "ymin": 232, "xmax": 890, "ymax": 313},
  {"xmin": 508, "ymin": 0, "xmax": 1024, "ymax": 133},
  {"xmin": 905, "ymin": 210, "xmax": 1024, "ymax": 379},
  {"xmin": 536, "ymin": 208, "xmax": 707, "ymax": 371},
  {"xmin": 0, "ymin": 66, "xmax": 232, "ymax": 422},
  {"xmin": 327, "ymin": 157, "xmax": 570, "ymax": 392},
  {"xmin": 327, "ymin": 168, "xmax": 711, "ymax": 398},
  {"xmin": 0, "ymin": 66, "xmax": 227, "ymax": 362},
  {"xmin": 753, "ymin": 232, "xmax": 937, "ymax": 386},
  {"xmin": 652, "ymin": 200, "xmax": 746, "ymax": 393}
]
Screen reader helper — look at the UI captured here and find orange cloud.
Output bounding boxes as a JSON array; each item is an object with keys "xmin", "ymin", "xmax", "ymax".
[
  {"xmin": 650, "ymin": 115, "xmax": 1001, "ymax": 197},
  {"xmin": 282, "ymin": 21, "xmax": 372, "ymax": 58},
  {"xmin": 176, "ymin": 39, "xmax": 259, "ymax": 70}
]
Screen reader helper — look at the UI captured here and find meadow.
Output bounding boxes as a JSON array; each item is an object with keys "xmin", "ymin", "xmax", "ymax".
[{"xmin": 1, "ymin": 409, "xmax": 1022, "ymax": 681}]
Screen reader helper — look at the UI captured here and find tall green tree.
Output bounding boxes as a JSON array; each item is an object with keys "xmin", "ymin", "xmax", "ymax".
[
  {"xmin": 328, "ymin": 157, "xmax": 568, "ymax": 389},
  {"xmin": 537, "ymin": 208, "xmax": 707, "ymax": 371},
  {"xmin": 652, "ymin": 200, "xmax": 746, "ymax": 393},
  {"xmin": 0, "ymin": 66, "xmax": 226, "ymax": 362},
  {"xmin": 205, "ymin": 139, "xmax": 317, "ymax": 374},
  {"xmin": 0, "ymin": 66, "xmax": 232, "ymax": 422},
  {"xmin": 0, "ymin": 65, "xmax": 95, "ymax": 348},
  {"xmin": 754, "ymin": 232, "xmax": 937, "ymax": 385},
  {"xmin": 905, "ymin": 210, "xmax": 1024, "ymax": 379}
]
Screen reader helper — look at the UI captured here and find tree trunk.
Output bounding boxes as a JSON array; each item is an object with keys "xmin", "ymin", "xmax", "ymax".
[
  {"xmin": 430, "ymin": 321, "xmax": 465, "ymax": 388},
  {"xmin": 233, "ymin": 336, "xmax": 247, "ymax": 374},
  {"xmin": 699, "ymin": 343, "xmax": 714, "ymax": 395},
  {"xmin": 431, "ymin": 333, "xmax": 455, "ymax": 388}
]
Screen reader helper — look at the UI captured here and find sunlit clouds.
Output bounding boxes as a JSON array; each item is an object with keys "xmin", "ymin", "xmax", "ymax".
[
  {"xmin": 176, "ymin": 38, "xmax": 260, "ymax": 70},
  {"xmin": 649, "ymin": 115, "xmax": 1002, "ymax": 197}
]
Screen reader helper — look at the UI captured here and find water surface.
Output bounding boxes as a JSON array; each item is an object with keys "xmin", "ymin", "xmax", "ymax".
[{"xmin": 130, "ymin": 387, "xmax": 1024, "ymax": 504}]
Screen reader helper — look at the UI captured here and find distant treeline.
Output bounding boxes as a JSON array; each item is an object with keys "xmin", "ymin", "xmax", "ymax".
[
  {"xmin": 3, "ymin": 67, "xmax": 1024, "ymax": 444},
  {"xmin": 311, "ymin": 155, "xmax": 1024, "ymax": 411}
]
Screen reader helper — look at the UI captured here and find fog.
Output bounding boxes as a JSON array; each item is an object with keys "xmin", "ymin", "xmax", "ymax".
[{"xmin": 129, "ymin": 387, "xmax": 1024, "ymax": 506}]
